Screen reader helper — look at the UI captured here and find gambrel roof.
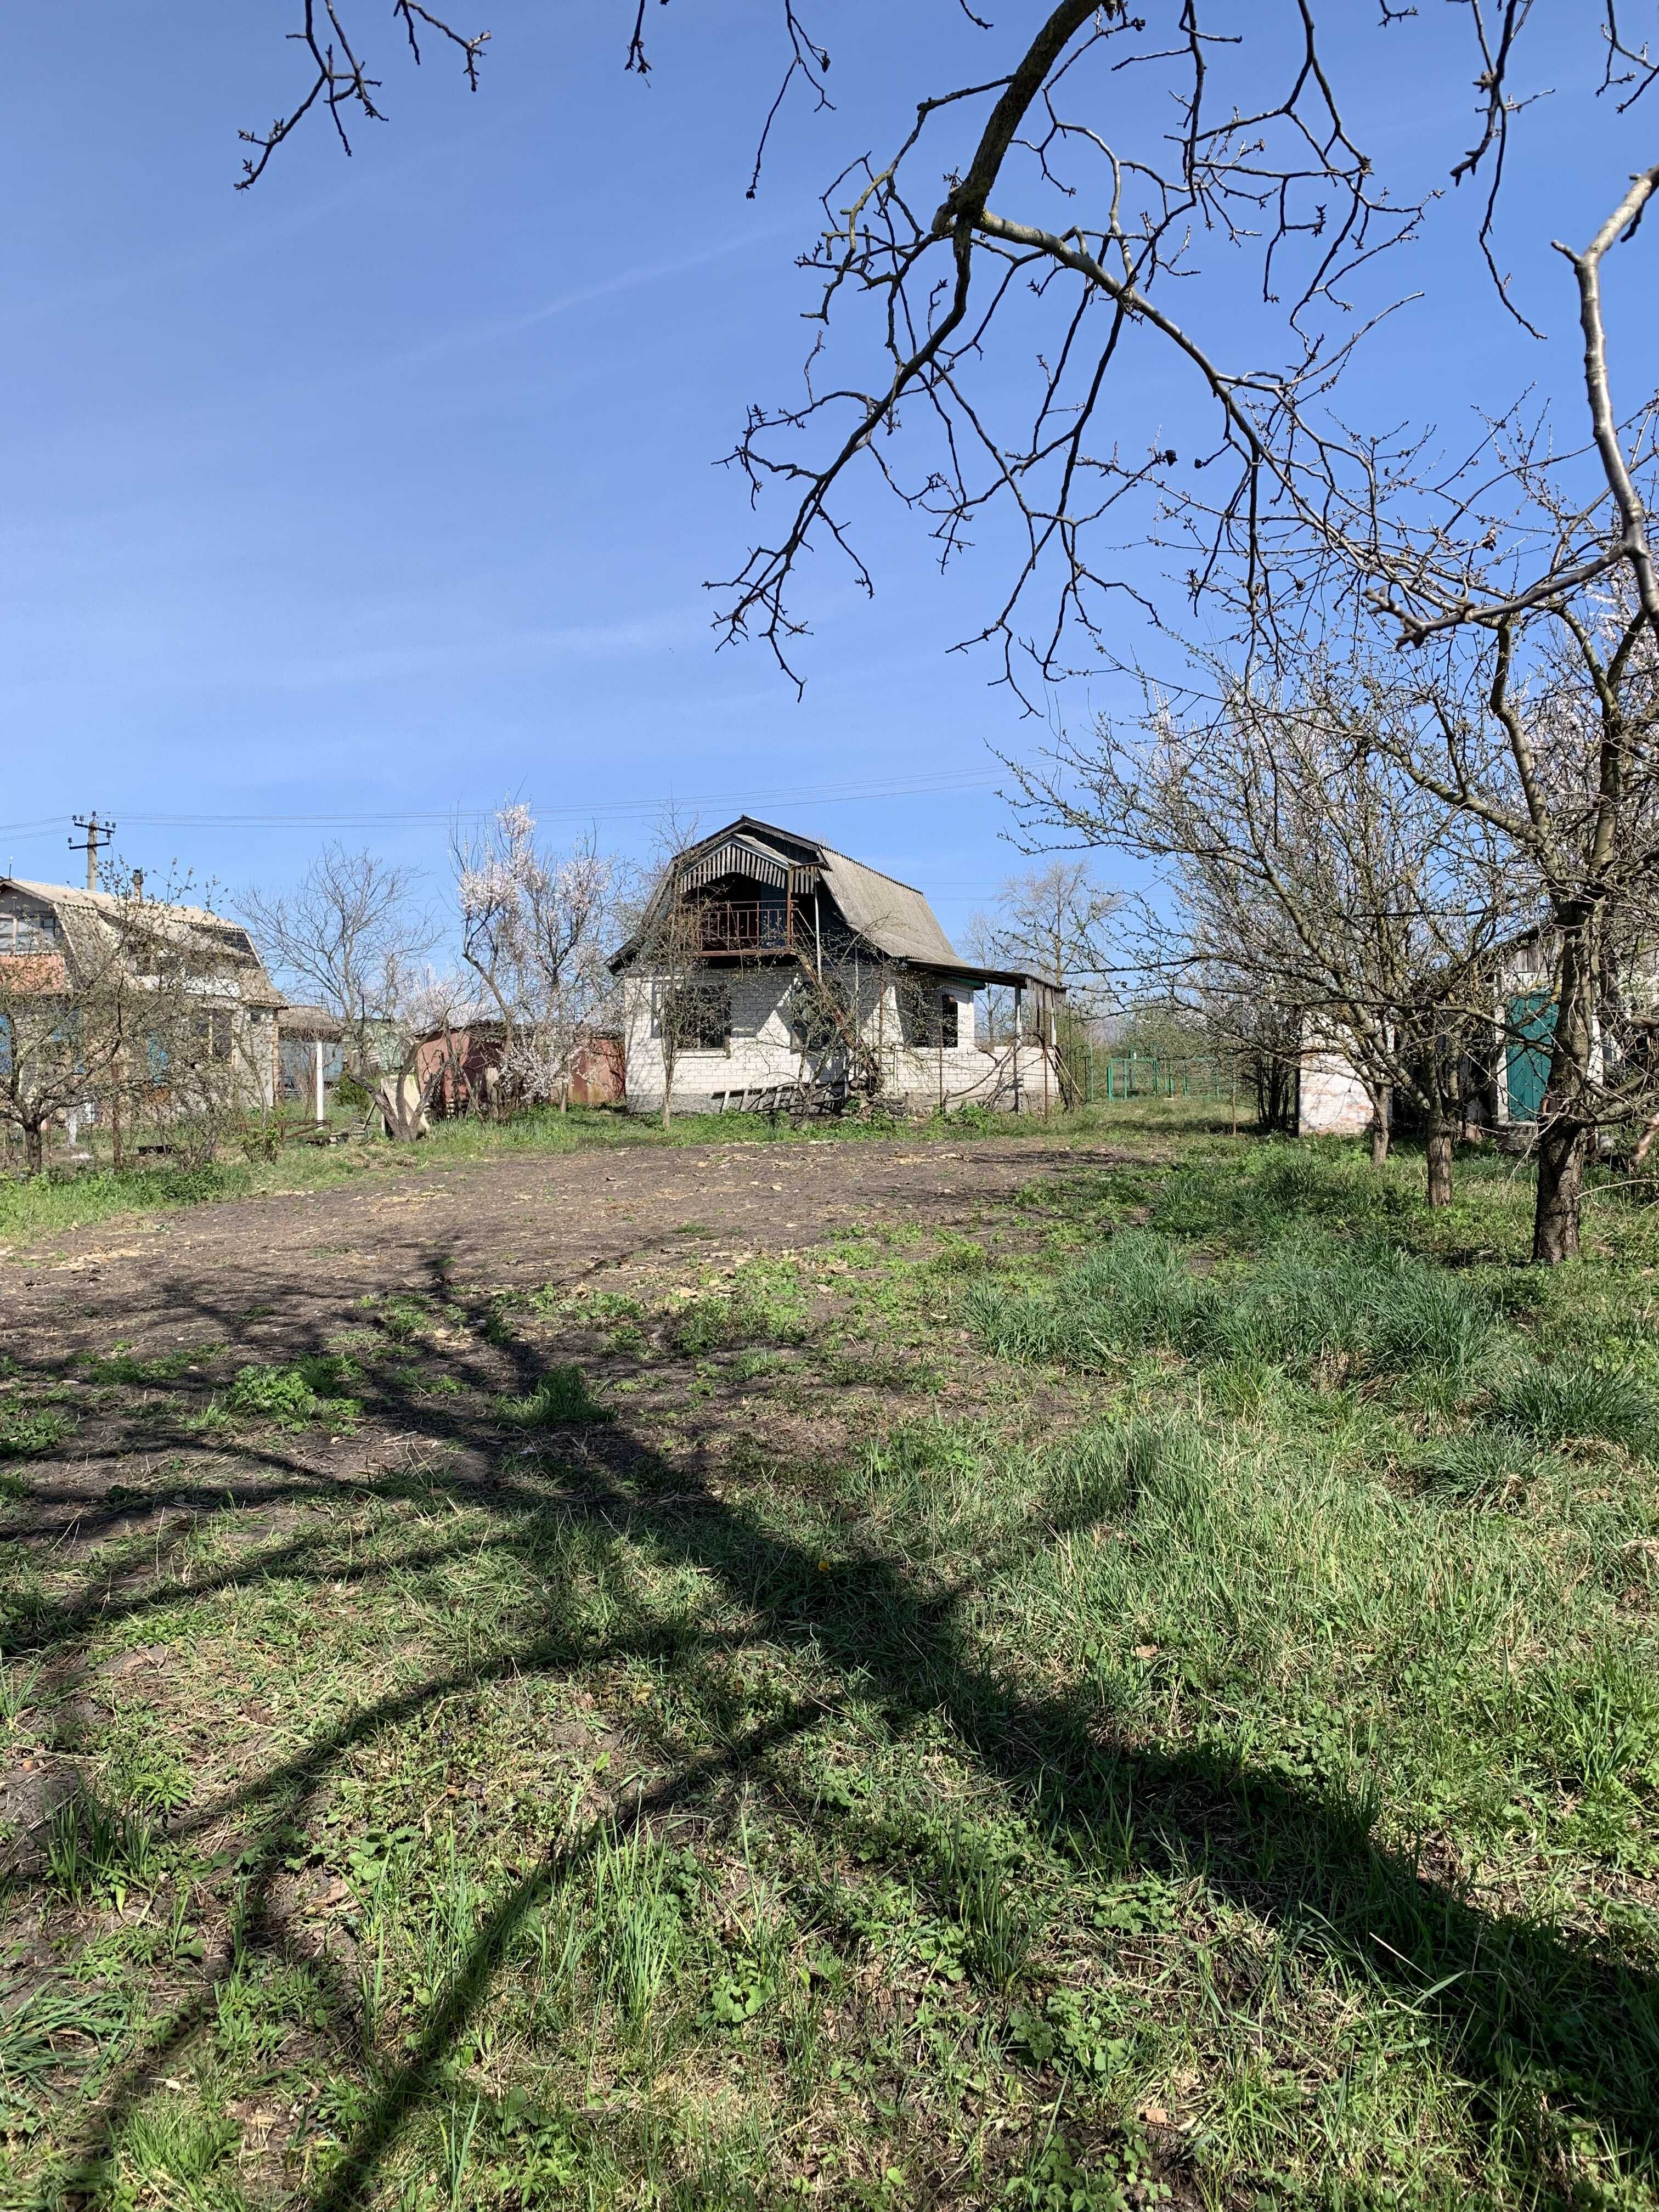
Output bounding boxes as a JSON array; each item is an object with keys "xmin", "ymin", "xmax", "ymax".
[{"xmin": 610, "ymin": 816, "xmax": 1056, "ymax": 989}]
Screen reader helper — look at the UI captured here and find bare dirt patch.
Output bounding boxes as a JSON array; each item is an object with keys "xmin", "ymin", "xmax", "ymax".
[{"xmin": 0, "ymin": 1136, "xmax": 1111, "ymax": 1375}]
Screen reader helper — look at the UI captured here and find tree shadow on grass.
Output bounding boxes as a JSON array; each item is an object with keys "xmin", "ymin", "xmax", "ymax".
[
  {"xmin": 306, "ymin": 1420, "xmax": 1659, "ymax": 2205},
  {"xmin": 7, "ymin": 1269, "xmax": 1657, "ymax": 2202}
]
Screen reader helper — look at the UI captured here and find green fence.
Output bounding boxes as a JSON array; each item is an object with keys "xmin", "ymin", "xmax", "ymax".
[{"xmin": 1066, "ymin": 1050, "xmax": 1235, "ymax": 1104}]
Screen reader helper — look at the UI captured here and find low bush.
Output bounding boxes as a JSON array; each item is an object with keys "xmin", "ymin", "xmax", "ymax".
[
  {"xmin": 225, "ymin": 1357, "xmax": 362, "ymax": 1427},
  {"xmin": 0, "ymin": 1404, "xmax": 74, "ymax": 1460},
  {"xmin": 669, "ymin": 1267, "xmax": 808, "ymax": 1356}
]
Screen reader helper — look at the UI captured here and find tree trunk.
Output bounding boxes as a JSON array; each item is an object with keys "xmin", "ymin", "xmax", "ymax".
[
  {"xmin": 1532, "ymin": 923, "xmax": 1596, "ymax": 1265},
  {"xmin": 1533, "ymin": 1117, "xmax": 1586, "ymax": 1263},
  {"xmin": 1367, "ymin": 1082, "xmax": 1390, "ymax": 1167},
  {"xmin": 1425, "ymin": 1115, "xmax": 1453, "ymax": 1207},
  {"xmin": 24, "ymin": 1121, "xmax": 44, "ymax": 1176}
]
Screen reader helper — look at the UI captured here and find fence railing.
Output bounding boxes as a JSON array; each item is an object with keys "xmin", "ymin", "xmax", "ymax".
[
  {"xmin": 1063, "ymin": 1049, "xmax": 1236, "ymax": 1104},
  {"xmin": 692, "ymin": 901, "xmax": 799, "ymax": 955}
]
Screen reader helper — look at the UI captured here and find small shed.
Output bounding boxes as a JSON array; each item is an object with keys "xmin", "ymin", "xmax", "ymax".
[
  {"xmin": 411, "ymin": 1022, "xmax": 505, "ymax": 1120},
  {"xmin": 278, "ymin": 1005, "xmax": 346, "ymax": 1122},
  {"xmin": 569, "ymin": 1034, "xmax": 625, "ymax": 1107}
]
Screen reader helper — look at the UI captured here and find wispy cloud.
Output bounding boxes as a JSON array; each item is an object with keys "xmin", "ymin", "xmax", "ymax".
[{"xmin": 372, "ymin": 219, "xmax": 795, "ymax": 379}]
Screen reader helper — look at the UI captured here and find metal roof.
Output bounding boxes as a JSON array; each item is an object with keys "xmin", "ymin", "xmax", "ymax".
[
  {"xmin": 611, "ymin": 818, "xmax": 1063, "ymax": 991},
  {"xmin": 0, "ymin": 876, "xmax": 286, "ymax": 1008}
]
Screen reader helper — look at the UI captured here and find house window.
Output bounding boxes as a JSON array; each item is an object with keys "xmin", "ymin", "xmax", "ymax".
[
  {"xmin": 898, "ymin": 984, "xmax": 960, "ymax": 1049},
  {"xmin": 786, "ymin": 978, "xmax": 848, "ymax": 1054},
  {"xmin": 0, "ymin": 906, "xmax": 58, "ymax": 951},
  {"xmin": 658, "ymin": 978, "xmax": 731, "ymax": 1052},
  {"xmin": 194, "ymin": 1009, "xmax": 235, "ymax": 1064}
]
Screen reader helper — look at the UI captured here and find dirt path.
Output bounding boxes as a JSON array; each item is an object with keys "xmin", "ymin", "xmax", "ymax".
[{"xmin": 0, "ymin": 1137, "xmax": 1109, "ymax": 1369}]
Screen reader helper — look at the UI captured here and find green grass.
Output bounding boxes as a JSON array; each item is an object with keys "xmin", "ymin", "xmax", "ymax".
[{"xmin": 5, "ymin": 1128, "xmax": 1659, "ymax": 2208}]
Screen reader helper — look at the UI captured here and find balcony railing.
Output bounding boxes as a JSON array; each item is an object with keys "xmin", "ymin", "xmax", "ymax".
[{"xmin": 693, "ymin": 901, "xmax": 800, "ymax": 955}]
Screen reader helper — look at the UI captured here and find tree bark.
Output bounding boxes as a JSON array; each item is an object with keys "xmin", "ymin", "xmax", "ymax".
[
  {"xmin": 1532, "ymin": 924, "xmax": 1596, "ymax": 1265},
  {"xmin": 1367, "ymin": 1082, "xmax": 1391, "ymax": 1166},
  {"xmin": 1533, "ymin": 1116, "xmax": 1586, "ymax": 1263},
  {"xmin": 24, "ymin": 1121, "xmax": 44, "ymax": 1176},
  {"xmin": 1425, "ymin": 1115, "xmax": 1453, "ymax": 1207}
]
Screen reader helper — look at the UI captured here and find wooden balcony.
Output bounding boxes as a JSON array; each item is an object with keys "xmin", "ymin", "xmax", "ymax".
[{"xmin": 692, "ymin": 901, "xmax": 802, "ymax": 957}]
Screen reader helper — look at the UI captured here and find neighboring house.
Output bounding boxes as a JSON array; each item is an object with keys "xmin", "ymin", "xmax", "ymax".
[
  {"xmin": 411, "ymin": 1020, "xmax": 505, "ymax": 1121},
  {"xmin": 609, "ymin": 818, "xmax": 1064, "ymax": 1117},
  {"xmin": 1296, "ymin": 1035, "xmax": 1375, "ymax": 1138},
  {"xmin": 0, "ymin": 874, "xmax": 286, "ymax": 1118},
  {"xmin": 1483, "ymin": 926, "xmax": 1659, "ymax": 1130},
  {"xmin": 1295, "ymin": 924, "xmax": 1659, "ymax": 1138},
  {"xmin": 569, "ymin": 1034, "xmax": 625, "ymax": 1107},
  {"xmin": 277, "ymin": 1005, "xmax": 346, "ymax": 1119}
]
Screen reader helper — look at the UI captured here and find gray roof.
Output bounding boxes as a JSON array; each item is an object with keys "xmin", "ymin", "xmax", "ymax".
[
  {"xmin": 278, "ymin": 1003, "xmax": 346, "ymax": 1040},
  {"xmin": 0, "ymin": 877, "xmax": 286, "ymax": 1008},
  {"xmin": 815, "ymin": 846, "xmax": 961, "ymax": 967}
]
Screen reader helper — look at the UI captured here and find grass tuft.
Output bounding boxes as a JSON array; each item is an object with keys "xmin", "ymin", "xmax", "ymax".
[
  {"xmin": 496, "ymin": 1364, "xmax": 610, "ymax": 1429},
  {"xmin": 966, "ymin": 1228, "xmax": 1503, "ymax": 1384},
  {"xmin": 1492, "ymin": 1360, "xmax": 1655, "ymax": 1454}
]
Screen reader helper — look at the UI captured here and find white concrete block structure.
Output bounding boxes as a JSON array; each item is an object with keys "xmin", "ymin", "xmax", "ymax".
[
  {"xmin": 611, "ymin": 818, "xmax": 1064, "ymax": 1119},
  {"xmin": 1297, "ymin": 1034, "xmax": 1376, "ymax": 1137}
]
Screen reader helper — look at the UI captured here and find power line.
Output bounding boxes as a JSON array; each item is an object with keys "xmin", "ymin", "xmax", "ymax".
[{"xmin": 0, "ymin": 769, "xmax": 1002, "ymax": 842}]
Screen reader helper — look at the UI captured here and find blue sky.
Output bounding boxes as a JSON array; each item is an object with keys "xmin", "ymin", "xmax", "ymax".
[{"xmin": 1, "ymin": 3, "xmax": 1654, "ymax": 951}]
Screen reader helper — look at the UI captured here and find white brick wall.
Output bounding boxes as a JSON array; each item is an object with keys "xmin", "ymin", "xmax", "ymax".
[
  {"xmin": 1297, "ymin": 1038, "xmax": 1375, "ymax": 1135},
  {"xmin": 620, "ymin": 966, "xmax": 1044, "ymax": 1115}
]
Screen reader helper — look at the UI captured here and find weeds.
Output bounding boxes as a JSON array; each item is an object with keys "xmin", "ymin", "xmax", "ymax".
[
  {"xmin": 224, "ymin": 1357, "xmax": 361, "ymax": 1427},
  {"xmin": 495, "ymin": 1364, "xmax": 610, "ymax": 1429},
  {"xmin": 966, "ymin": 1227, "xmax": 1504, "ymax": 1384},
  {"xmin": 45, "ymin": 1788, "xmax": 167, "ymax": 1912},
  {"xmin": 0, "ymin": 1403, "xmax": 74, "ymax": 1460}
]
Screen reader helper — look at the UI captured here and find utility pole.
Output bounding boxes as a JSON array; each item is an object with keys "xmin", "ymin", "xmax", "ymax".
[{"xmin": 69, "ymin": 814, "xmax": 116, "ymax": 891}]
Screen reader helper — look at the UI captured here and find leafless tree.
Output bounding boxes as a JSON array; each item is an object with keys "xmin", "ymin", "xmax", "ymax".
[
  {"xmin": 0, "ymin": 927, "xmax": 128, "ymax": 1176},
  {"xmin": 1200, "ymin": 976, "xmax": 1301, "ymax": 1137},
  {"xmin": 1177, "ymin": 128, "xmax": 1659, "ymax": 1261},
  {"xmin": 1019, "ymin": 650, "xmax": 1520, "ymax": 1199},
  {"xmin": 226, "ymin": 9, "xmax": 1654, "ymax": 689},
  {"xmin": 978, "ymin": 860, "xmax": 1117, "ymax": 1015},
  {"xmin": 1364, "ymin": 588, "xmax": 1659, "ymax": 1252},
  {"xmin": 615, "ymin": 812, "xmax": 713, "ymax": 1132},
  {"xmin": 365, "ymin": 963, "xmax": 479, "ymax": 1140},
  {"xmin": 241, "ymin": 846, "xmax": 436, "ymax": 1087}
]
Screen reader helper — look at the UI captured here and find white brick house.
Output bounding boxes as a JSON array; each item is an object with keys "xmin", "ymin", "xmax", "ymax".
[{"xmin": 610, "ymin": 819, "xmax": 1063, "ymax": 1118}]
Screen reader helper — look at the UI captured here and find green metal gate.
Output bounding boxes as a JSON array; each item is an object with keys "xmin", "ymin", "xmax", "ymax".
[{"xmin": 1504, "ymin": 991, "xmax": 1555, "ymax": 1123}]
